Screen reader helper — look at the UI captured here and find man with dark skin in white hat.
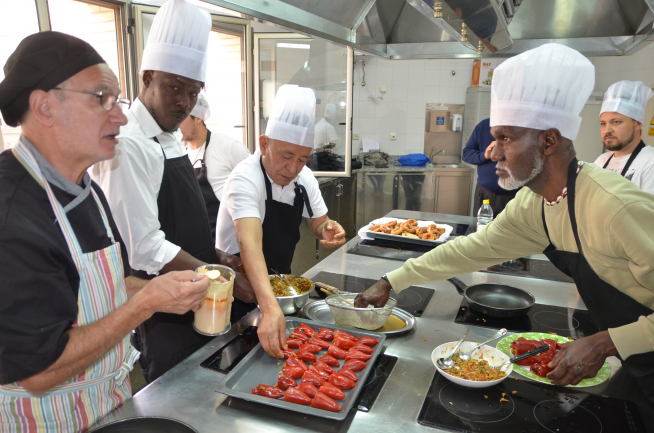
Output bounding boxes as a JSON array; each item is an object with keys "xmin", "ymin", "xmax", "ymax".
[{"xmin": 356, "ymin": 44, "xmax": 654, "ymax": 405}]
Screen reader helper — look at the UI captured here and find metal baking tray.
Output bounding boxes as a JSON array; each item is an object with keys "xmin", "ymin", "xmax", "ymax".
[
  {"xmin": 214, "ymin": 317, "xmax": 386, "ymax": 421},
  {"xmin": 367, "ymin": 230, "xmax": 449, "ymax": 247},
  {"xmin": 302, "ymin": 301, "xmax": 416, "ymax": 336}
]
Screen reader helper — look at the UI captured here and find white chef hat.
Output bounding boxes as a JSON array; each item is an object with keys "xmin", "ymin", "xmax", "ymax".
[
  {"xmin": 140, "ymin": 0, "xmax": 211, "ymax": 82},
  {"xmin": 324, "ymin": 103, "xmax": 336, "ymax": 119},
  {"xmin": 190, "ymin": 93, "xmax": 210, "ymax": 121},
  {"xmin": 265, "ymin": 84, "xmax": 316, "ymax": 147},
  {"xmin": 600, "ymin": 80, "xmax": 653, "ymax": 124},
  {"xmin": 490, "ymin": 43, "xmax": 595, "ymax": 140}
]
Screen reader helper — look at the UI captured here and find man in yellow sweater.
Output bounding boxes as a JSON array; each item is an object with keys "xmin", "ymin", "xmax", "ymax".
[{"xmin": 355, "ymin": 44, "xmax": 654, "ymax": 401}]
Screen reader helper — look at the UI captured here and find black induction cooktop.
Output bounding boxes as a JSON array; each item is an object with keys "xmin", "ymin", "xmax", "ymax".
[
  {"xmin": 310, "ymin": 271, "xmax": 434, "ymax": 317},
  {"xmin": 483, "ymin": 258, "xmax": 574, "ymax": 283},
  {"xmin": 418, "ymin": 373, "xmax": 646, "ymax": 433},
  {"xmin": 454, "ymin": 300, "xmax": 599, "ymax": 339}
]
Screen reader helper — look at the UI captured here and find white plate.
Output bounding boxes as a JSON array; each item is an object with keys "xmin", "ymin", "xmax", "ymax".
[{"xmin": 431, "ymin": 341, "xmax": 512, "ymax": 388}]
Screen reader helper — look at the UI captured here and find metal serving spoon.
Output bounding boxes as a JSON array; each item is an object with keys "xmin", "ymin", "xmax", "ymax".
[
  {"xmin": 458, "ymin": 328, "xmax": 508, "ymax": 361},
  {"xmin": 436, "ymin": 329, "xmax": 470, "ymax": 370},
  {"xmin": 495, "ymin": 344, "xmax": 550, "ymax": 372}
]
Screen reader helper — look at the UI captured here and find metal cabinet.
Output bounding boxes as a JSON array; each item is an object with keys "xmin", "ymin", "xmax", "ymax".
[
  {"xmin": 397, "ymin": 173, "xmax": 434, "ymax": 213},
  {"xmin": 433, "ymin": 171, "xmax": 473, "ymax": 216},
  {"xmin": 360, "ymin": 173, "xmax": 397, "ymax": 226}
]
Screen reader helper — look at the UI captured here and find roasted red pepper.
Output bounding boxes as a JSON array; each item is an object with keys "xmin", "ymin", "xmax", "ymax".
[
  {"xmin": 351, "ymin": 343, "xmax": 374, "ymax": 354},
  {"xmin": 314, "ymin": 360, "xmax": 336, "ymax": 375},
  {"xmin": 357, "ymin": 336, "xmax": 379, "ymax": 347},
  {"xmin": 251, "ymin": 384, "xmax": 285, "ymax": 399},
  {"xmin": 327, "ymin": 345, "xmax": 348, "ymax": 359},
  {"xmin": 336, "ymin": 368, "xmax": 358, "ymax": 382},
  {"xmin": 311, "ymin": 391, "xmax": 343, "ymax": 412},
  {"xmin": 328, "ymin": 374, "xmax": 355, "ymax": 390},
  {"xmin": 531, "ymin": 363, "xmax": 553, "ymax": 377},
  {"xmin": 333, "ymin": 336, "xmax": 356, "ymax": 350},
  {"xmin": 283, "ymin": 366, "xmax": 304, "ymax": 379},
  {"xmin": 318, "ymin": 328, "xmax": 334, "ymax": 341},
  {"xmin": 319, "ymin": 382, "xmax": 346, "ymax": 400},
  {"xmin": 276, "ymin": 372, "xmax": 297, "ymax": 390},
  {"xmin": 289, "ymin": 332, "xmax": 309, "ymax": 343},
  {"xmin": 301, "ymin": 370, "xmax": 326, "ymax": 387},
  {"xmin": 286, "ymin": 339, "xmax": 302, "ymax": 349},
  {"xmin": 295, "ymin": 323, "xmax": 316, "ymax": 336},
  {"xmin": 334, "ymin": 329, "xmax": 358, "ymax": 342},
  {"xmin": 297, "ymin": 350, "xmax": 317, "ymax": 363},
  {"xmin": 345, "ymin": 349, "xmax": 373, "ymax": 361},
  {"xmin": 283, "ymin": 386, "xmax": 311, "ymax": 405},
  {"xmin": 310, "ymin": 335, "xmax": 332, "ymax": 349},
  {"xmin": 342, "ymin": 359, "xmax": 367, "ymax": 371},
  {"xmin": 286, "ymin": 356, "xmax": 308, "ymax": 371},
  {"xmin": 281, "ymin": 349, "xmax": 296, "ymax": 359},
  {"xmin": 308, "ymin": 365, "xmax": 331, "ymax": 381},
  {"xmin": 299, "ymin": 343, "xmax": 322, "ymax": 353},
  {"xmin": 319, "ymin": 354, "xmax": 341, "ymax": 367},
  {"xmin": 512, "ymin": 337, "xmax": 558, "ymax": 366},
  {"xmin": 296, "ymin": 382, "xmax": 318, "ymax": 398}
]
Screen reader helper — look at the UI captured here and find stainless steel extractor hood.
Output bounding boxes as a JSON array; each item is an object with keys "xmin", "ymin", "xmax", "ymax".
[{"xmin": 201, "ymin": 0, "xmax": 654, "ymax": 58}]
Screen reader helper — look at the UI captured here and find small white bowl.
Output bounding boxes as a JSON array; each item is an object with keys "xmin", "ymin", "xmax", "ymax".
[{"xmin": 431, "ymin": 341, "xmax": 512, "ymax": 388}]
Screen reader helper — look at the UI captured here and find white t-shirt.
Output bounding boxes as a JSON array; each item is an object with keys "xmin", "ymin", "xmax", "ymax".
[
  {"xmin": 593, "ymin": 144, "xmax": 654, "ymax": 195},
  {"xmin": 186, "ymin": 132, "xmax": 251, "ymax": 201},
  {"xmin": 314, "ymin": 118, "xmax": 339, "ymax": 151},
  {"xmin": 215, "ymin": 150, "xmax": 328, "ymax": 254}
]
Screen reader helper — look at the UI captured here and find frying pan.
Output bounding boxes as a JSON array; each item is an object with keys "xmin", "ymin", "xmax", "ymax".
[{"xmin": 447, "ymin": 277, "xmax": 535, "ymax": 319}]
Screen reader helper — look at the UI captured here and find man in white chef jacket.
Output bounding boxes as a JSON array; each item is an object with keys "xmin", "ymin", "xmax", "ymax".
[
  {"xmin": 91, "ymin": 0, "xmax": 253, "ymax": 383},
  {"xmin": 180, "ymin": 93, "xmax": 251, "ymax": 242},
  {"xmin": 216, "ymin": 85, "xmax": 347, "ymax": 358},
  {"xmin": 594, "ymin": 80, "xmax": 654, "ymax": 194}
]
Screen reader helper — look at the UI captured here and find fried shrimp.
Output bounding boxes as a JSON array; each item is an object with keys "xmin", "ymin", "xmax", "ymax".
[
  {"xmin": 384, "ymin": 220, "xmax": 398, "ymax": 228},
  {"xmin": 370, "ymin": 225, "xmax": 381, "ymax": 232},
  {"xmin": 380, "ymin": 226, "xmax": 392, "ymax": 234}
]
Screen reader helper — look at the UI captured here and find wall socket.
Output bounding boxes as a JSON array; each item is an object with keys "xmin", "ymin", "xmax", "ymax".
[
  {"xmin": 353, "ymin": 133, "xmax": 360, "ymax": 140},
  {"xmin": 390, "ymin": 132, "xmax": 397, "ymax": 140},
  {"xmin": 380, "ymin": 86, "xmax": 387, "ymax": 93}
]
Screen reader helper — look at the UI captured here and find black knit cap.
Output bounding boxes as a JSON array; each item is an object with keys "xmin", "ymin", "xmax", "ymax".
[{"xmin": 0, "ymin": 31, "xmax": 105, "ymax": 127}]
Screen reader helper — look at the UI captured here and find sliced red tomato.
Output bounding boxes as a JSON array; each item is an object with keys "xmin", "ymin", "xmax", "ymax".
[
  {"xmin": 296, "ymin": 382, "xmax": 318, "ymax": 398},
  {"xmin": 319, "ymin": 382, "xmax": 346, "ymax": 400},
  {"xmin": 351, "ymin": 343, "xmax": 374, "ymax": 354},
  {"xmin": 301, "ymin": 370, "xmax": 326, "ymax": 387},
  {"xmin": 310, "ymin": 335, "xmax": 331, "ymax": 349},
  {"xmin": 286, "ymin": 339, "xmax": 302, "ymax": 349},
  {"xmin": 295, "ymin": 323, "xmax": 316, "ymax": 336},
  {"xmin": 281, "ymin": 349, "xmax": 296, "ymax": 359},
  {"xmin": 531, "ymin": 363, "xmax": 553, "ymax": 377},
  {"xmin": 333, "ymin": 336, "xmax": 355, "ymax": 350},
  {"xmin": 336, "ymin": 368, "xmax": 358, "ymax": 382},
  {"xmin": 318, "ymin": 328, "xmax": 334, "ymax": 341},
  {"xmin": 342, "ymin": 359, "xmax": 367, "ymax": 371},
  {"xmin": 311, "ymin": 391, "xmax": 343, "ymax": 412},
  {"xmin": 282, "ymin": 366, "xmax": 304, "ymax": 379},
  {"xmin": 286, "ymin": 356, "xmax": 308, "ymax": 371},
  {"xmin": 334, "ymin": 329, "xmax": 358, "ymax": 342},
  {"xmin": 299, "ymin": 343, "xmax": 322, "ymax": 353},
  {"xmin": 297, "ymin": 350, "xmax": 317, "ymax": 363},
  {"xmin": 289, "ymin": 332, "xmax": 309, "ymax": 343},
  {"xmin": 314, "ymin": 360, "xmax": 336, "ymax": 375},
  {"xmin": 328, "ymin": 374, "xmax": 355, "ymax": 390},
  {"xmin": 276, "ymin": 373, "xmax": 297, "ymax": 390},
  {"xmin": 251, "ymin": 384, "xmax": 284, "ymax": 399},
  {"xmin": 345, "ymin": 349, "xmax": 372, "ymax": 361},
  {"xmin": 327, "ymin": 345, "xmax": 348, "ymax": 359},
  {"xmin": 308, "ymin": 365, "xmax": 330, "ymax": 381},
  {"xmin": 357, "ymin": 336, "xmax": 379, "ymax": 347},
  {"xmin": 283, "ymin": 386, "xmax": 311, "ymax": 405},
  {"xmin": 319, "ymin": 354, "xmax": 341, "ymax": 367}
]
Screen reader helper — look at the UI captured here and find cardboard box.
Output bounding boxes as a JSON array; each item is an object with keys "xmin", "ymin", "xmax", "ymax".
[{"xmin": 471, "ymin": 59, "xmax": 500, "ymax": 87}]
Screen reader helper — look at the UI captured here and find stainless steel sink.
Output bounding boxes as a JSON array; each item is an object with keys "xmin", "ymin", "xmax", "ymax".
[{"xmin": 430, "ymin": 164, "xmax": 461, "ymax": 168}]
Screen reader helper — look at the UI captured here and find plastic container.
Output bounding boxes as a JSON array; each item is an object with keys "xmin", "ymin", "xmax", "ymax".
[
  {"xmin": 325, "ymin": 293, "xmax": 397, "ymax": 330},
  {"xmin": 358, "ymin": 147, "xmax": 365, "ymax": 162},
  {"xmin": 194, "ymin": 264, "xmax": 235, "ymax": 336},
  {"xmin": 476, "ymin": 199, "xmax": 493, "ymax": 231}
]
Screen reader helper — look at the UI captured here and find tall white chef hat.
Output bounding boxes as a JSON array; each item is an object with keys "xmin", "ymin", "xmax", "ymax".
[
  {"xmin": 190, "ymin": 92, "xmax": 210, "ymax": 121},
  {"xmin": 490, "ymin": 43, "xmax": 595, "ymax": 141},
  {"xmin": 600, "ymin": 80, "xmax": 653, "ymax": 124},
  {"xmin": 324, "ymin": 103, "xmax": 336, "ymax": 120},
  {"xmin": 265, "ymin": 84, "xmax": 316, "ymax": 147},
  {"xmin": 140, "ymin": 0, "xmax": 211, "ymax": 82}
]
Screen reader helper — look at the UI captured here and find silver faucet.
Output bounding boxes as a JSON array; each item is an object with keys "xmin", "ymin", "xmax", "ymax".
[{"xmin": 430, "ymin": 149, "xmax": 445, "ymax": 163}]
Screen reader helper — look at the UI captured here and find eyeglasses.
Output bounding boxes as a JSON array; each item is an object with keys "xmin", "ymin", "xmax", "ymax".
[{"xmin": 52, "ymin": 87, "xmax": 131, "ymax": 111}]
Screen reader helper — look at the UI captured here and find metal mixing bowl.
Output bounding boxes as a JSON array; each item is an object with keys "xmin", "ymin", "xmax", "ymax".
[{"xmin": 269, "ymin": 275, "xmax": 313, "ymax": 315}]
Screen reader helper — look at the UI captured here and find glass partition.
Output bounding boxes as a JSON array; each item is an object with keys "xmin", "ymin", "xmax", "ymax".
[{"xmin": 255, "ymin": 34, "xmax": 352, "ymax": 177}]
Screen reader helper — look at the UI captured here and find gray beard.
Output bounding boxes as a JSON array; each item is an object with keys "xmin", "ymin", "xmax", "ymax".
[{"xmin": 497, "ymin": 154, "xmax": 544, "ymax": 190}]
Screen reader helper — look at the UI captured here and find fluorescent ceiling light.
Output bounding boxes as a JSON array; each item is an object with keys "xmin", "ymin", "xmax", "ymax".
[{"xmin": 276, "ymin": 43, "xmax": 310, "ymax": 50}]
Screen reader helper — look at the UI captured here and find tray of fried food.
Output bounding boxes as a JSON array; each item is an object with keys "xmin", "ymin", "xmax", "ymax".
[{"xmin": 361, "ymin": 218, "xmax": 453, "ymax": 245}]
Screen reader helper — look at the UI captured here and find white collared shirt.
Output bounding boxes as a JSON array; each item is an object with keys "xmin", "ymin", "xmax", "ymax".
[
  {"xmin": 215, "ymin": 150, "xmax": 328, "ymax": 254},
  {"xmin": 90, "ymin": 98, "xmax": 184, "ymax": 275}
]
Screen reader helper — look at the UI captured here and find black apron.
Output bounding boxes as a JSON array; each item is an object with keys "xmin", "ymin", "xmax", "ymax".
[
  {"xmin": 132, "ymin": 138, "xmax": 217, "ymax": 383},
  {"xmin": 601, "ymin": 140, "xmax": 646, "ymax": 176},
  {"xmin": 542, "ymin": 158, "xmax": 654, "ymax": 402},
  {"xmin": 192, "ymin": 130, "xmax": 220, "ymax": 243}
]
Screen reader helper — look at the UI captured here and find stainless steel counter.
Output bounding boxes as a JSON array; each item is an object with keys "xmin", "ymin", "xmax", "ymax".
[{"xmin": 92, "ymin": 210, "xmax": 650, "ymax": 433}]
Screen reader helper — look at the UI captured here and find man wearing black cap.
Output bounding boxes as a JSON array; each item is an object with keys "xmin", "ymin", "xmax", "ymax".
[{"xmin": 0, "ymin": 31, "xmax": 211, "ymax": 432}]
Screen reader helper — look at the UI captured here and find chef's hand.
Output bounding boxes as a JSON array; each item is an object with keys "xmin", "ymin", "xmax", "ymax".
[
  {"xmin": 354, "ymin": 278, "xmax": 392, "ymax": 308},
  {"xmin": 142, "ymin": 271, "xmax": 210, "ymax": 315},
  {"xmin": 484, "ymin": 141, "xmax": 497, "ymax": 160},
  {"xmin": 233, "ymin": 272, "xmax": 257, "ymax": 304},
  {"xmin": 546, "ymin": 331, "xmax": 618, "ymax": 386},
  {"xmin": 320, "ymin": 220, "xmax": 346, "ymax": 248},
  {"xmin": 258, "ymin": 305, "xmax": 287, "ymax": 358},
  {"xmin": 216, "ymin": 249, "xmax": 245, "ymax": 273}
]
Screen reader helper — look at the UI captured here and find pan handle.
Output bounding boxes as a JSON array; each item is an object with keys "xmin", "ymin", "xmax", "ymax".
[{"xmin": 447, "ymin": 277, "xmax": 467, "ymax": 296}]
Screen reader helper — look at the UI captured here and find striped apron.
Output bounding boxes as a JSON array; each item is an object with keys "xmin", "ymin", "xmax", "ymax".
[{"xmin": 0, "ymin": 141, "xmax": 140, "ymax": 432}]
